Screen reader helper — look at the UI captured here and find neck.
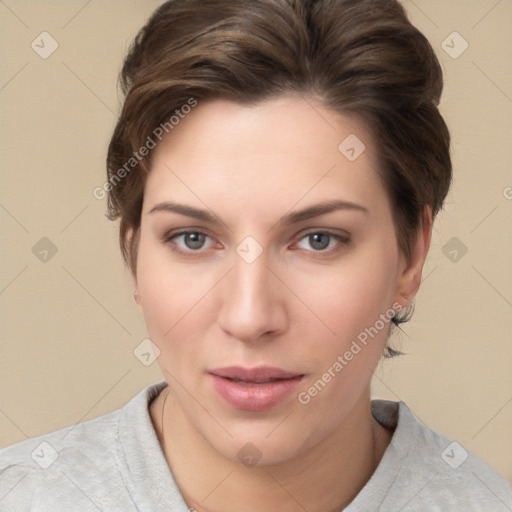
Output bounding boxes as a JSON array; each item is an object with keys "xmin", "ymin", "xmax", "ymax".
[{"xmin": 150, "ymin": 387, "xmax": 392, "ymax": 512}]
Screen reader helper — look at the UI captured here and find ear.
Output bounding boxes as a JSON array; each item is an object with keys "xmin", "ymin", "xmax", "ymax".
[{"xmin": 394, "ymin": 207, "xmax": 433, "ymax": 309}]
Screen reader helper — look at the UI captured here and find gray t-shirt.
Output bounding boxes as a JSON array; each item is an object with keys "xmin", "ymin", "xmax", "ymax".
[{"xmin": 1, "ymin": 382, "xmax": 510, "ymax": 511}]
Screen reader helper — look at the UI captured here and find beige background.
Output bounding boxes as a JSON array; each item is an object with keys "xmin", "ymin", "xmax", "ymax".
[{"xmin": 1, "ymin": 0, "xmax": 511, "ymax": 484}]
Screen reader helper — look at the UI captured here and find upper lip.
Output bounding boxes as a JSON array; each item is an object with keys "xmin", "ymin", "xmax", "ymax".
[{"xmin": 209, "ymin": 366, "xmax": 303, "ymax": 382}]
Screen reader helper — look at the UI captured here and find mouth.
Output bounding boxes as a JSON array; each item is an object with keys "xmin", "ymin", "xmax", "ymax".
[{"xmin": 208, "ymin": 366, "xmax": 304, "ymax": 411}]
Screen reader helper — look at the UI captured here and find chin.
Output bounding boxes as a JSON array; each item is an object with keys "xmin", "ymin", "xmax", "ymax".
[{"xmin": 204, "ymin": 418, "xmax": 325, "ymax": 469}]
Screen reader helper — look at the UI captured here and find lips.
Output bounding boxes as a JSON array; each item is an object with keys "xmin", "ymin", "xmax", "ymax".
[
  {"xmin": 209, "ymin": 366, "xmax": 304, "ymax": 411},
  {"xmin": 210, "ymin": 366, "xmax": 301, "ymax": 382}
]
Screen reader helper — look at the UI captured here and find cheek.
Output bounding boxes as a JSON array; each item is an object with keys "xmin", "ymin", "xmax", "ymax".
[
  {"xmin": 289, "ymin": 237, "xmax": 400, "ymax": 412},
  {"xmin": 136, "ymin": 234, "xmax": 203, "ymax": 347},
  {"xmin": 295, "ymin": 246, "xmax": 399, "ymax": 346},
  {"xmin": 292, "ymin": 256, "xmax": 398, "ymax": 426}
]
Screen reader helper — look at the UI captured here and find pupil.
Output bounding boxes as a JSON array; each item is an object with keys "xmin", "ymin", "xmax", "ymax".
[
  {"xmin": 185, "ymin": 233, "xmax": 205, "ymax": 249},
  {"xmin": 310, "ymin": 233, "xmax": 329, "ymax": 250}
]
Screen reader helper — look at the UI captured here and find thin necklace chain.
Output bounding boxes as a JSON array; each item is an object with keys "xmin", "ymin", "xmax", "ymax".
[
  {"xmin": 160, "ymin": 389, "xmax": 200, "ymax": 511},
  {"xmin": 160, "ymin": 389, "xmax": 171, "ymax": 453}
]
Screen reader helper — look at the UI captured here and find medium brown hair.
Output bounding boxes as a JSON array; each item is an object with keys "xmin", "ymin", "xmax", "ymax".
[{"xmin": 106, "ymin": 0, "xmax": 451, "ymax": 335}]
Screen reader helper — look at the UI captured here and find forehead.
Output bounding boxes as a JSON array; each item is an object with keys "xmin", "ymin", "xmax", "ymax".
[{"xmin": 143, "ymin": 95, "xmax": 388, "ymax": 219}]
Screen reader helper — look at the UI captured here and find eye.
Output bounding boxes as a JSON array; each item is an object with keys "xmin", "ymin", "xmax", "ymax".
[
  {"xmin": 294, "ymin": 231, "xmax": 349, "ymax": 253},
  {"xmin": 179, "ymin": 232, "xmax": 208, "ymax": 250},
  {"xmin": 164, "ymin": 230, "xmax": 218, "ymax": 256}
]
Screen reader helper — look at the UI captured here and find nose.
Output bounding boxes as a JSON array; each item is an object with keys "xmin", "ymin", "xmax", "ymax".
[{"xmin": 217, "ymin": 254, "xmax": 288, "ymax": 343}]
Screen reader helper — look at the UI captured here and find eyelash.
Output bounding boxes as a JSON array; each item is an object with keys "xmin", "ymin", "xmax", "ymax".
[
  {"xmin": 290, "ymin": 231, "xmax": 350, "ymax": 255},
  {"xmin": 162, "ymin": 229, "xmax": 351, "ymax": 258},
  {"xmin": 162, "ymin": 229, "xmax": 218, "ymax": 258}
]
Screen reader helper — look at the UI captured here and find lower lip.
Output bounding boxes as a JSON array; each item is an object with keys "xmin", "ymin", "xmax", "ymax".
[{"xmin": 210, "ymin": 374, "xmax": 303, "ymax": 411}]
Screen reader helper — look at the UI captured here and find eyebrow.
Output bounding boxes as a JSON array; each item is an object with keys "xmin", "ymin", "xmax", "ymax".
[
  {"xmin": 278, "ymin": 200, "xmax": 369, "ymax": 225},
  {"xmin": 149, "ymin": 202, "xmax": 218, "ymax": 223},
  {"xmin": 148, "ymin": 199, "xmax": 369, "ymax": 226}
]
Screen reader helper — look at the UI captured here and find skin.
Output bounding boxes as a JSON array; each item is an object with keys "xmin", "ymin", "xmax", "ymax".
[{"xmin": 132, "ymin": 95, "xmax": 432, "ymax": 512}]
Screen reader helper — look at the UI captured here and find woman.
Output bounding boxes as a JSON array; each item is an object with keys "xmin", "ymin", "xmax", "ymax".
[{"xmin": 1, "ymin": 0, "xmax": 510, "ymax": 510}]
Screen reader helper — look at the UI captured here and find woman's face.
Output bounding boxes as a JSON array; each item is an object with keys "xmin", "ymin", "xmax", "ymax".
[{"xmin": 135, "ymin": 95, "xmax": 422, "ymax": 464}]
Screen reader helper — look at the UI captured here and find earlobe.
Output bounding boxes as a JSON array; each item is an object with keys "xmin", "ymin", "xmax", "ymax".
[{"xmin": 394, "ymin": 207, "xmax": 433, "ymax": 309}]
